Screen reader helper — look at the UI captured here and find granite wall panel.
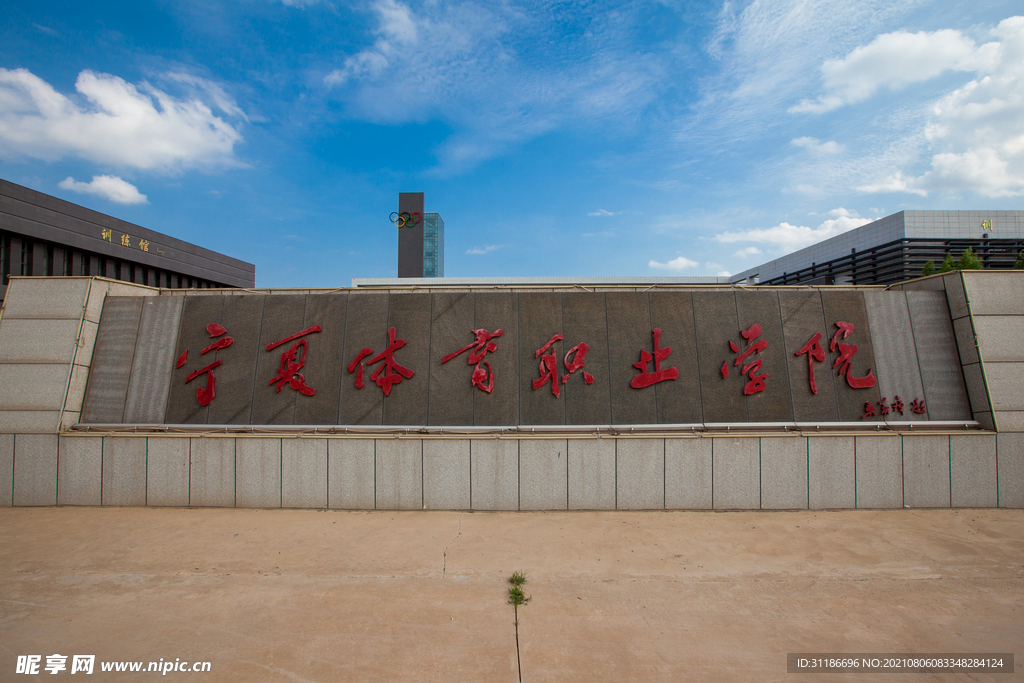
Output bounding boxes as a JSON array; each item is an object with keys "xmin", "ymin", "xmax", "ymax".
[
  {"xmin": 735, "ymin": 290, "xmax": 793, "ymax": 422},
  {"xmin": 472, "ymin": 292, "xmax": 519, "ymax": 426},
  {"xmin": 820, "ymin": 291, "xmax": 882, "ymax": 422},
  {"xmin": 123, "ymin": 297, "xmax": 184, "ymax": 423},
  {"xmin": 382, "ymin": 293, "xmax": 432, "ymax": 425},
  {"xmin": 294, "ymin": 293, "xmax": 348, "ymax": 425},
  {"xmin": 567, "ymin": 438, "xmax": 616, "ymax": 510},
  {"xmin": 779, "ymin": 290, "xmax": 840, "ymax": 422},
  {"xmin": 164, "ymin": 295, "xmax": 224, "ymax": 424},
  {"xmin": 647, "ymin": 291, "xmax": 702, "ymax": 424},
  {"xmin": 338, "ymin": 292, "xmax": 389, "ymax": 425},
  {"xmin": 251, "ymin": 296, "xmax": 307, "ymax": 425},
  {"xmin": 665, "ymin": 437, "xmax": 712, "ymax": 509},
  {"xmin": 81, "ymin": 297, "xmax": 144, "ymax": 423},
  {"xmin": 471, "ymin": 439, "xmax": 518, "ymax": 510},
  {"xmin": 207, "ymin": 295, "xmax": 266, "ymax": 425},
  {"xmin": 605, "ymin": 292, "xmax": 656, "ymax": 424},
  {"xmin": 519, "ymin": 293, "xmax": 564, "ymax": 425},
  {"xmin": 906, "ymin": 291, "xmax": 972, "ymax": 421},
  {"xmin": 561, "ymin": 293, "xmax": 611, "ymax": 425},
  {"xmin": 692, "ymin": 291, "xmax": 746, "ymax": 423},
  {"xmin": 428, "ymin": 292, "xmax": 476, "ymax": 426}
]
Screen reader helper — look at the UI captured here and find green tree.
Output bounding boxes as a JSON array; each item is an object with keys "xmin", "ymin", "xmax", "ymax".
[
  {"xmin": 1015, "ymin": 251, "xmax": 1024, "ymax": 270},
  {"xmin": 957, "ymin": 247, "xmax": 982, "ymax": 270},
  {"xmin": 922, "ymin": 260, "xmax": 936, "ymax": 277},
  {"xmin": 939, "ymin": 253, "xmax": 957, "ymax": 273}
]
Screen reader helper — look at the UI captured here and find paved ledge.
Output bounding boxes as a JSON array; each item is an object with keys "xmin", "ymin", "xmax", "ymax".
[{"xmin": 1, "ymin": 507, "xmax": 1022, "ymax": 681}]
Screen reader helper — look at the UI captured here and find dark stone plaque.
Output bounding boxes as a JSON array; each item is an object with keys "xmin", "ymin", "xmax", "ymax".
[
  {"xmin": 428, "ymin": 292, "xmax": 476, "ymax": 426},
  {"xmin": 906, "ymin": 291, "xmax": 972, "ymax": 420},
  {"xmin": 692, "ymin": 290, "xmax": 746, "ymax": 423},
  {"xmin": 164, "ymin": 295, "xmax": 224, "ymax": 424},
  {"xmin": 735, "ymin": 289, "xmax": 794, "ymax": 422},
  {"xmin": 383, "ymin": 292, "xmax": 431, "ymax": 425},
  {"xmin": 123, "ymin": 297, "xmax": 183, "ymax": 423},
  {"xmin": 294, "ymin": 293, "xmax": 348, "ymax": 425},
  {"xmin": 518, "ymin": 292, "xmax": 565, "ymax": 425},
  {"xmin": 778, "ymin": 290, "xmax": 839, "ymax": 422},
  {"xmin": 473, "ymin": 292, "xmax": 519, "ymax": 426},
  {"xmin": 251, "ymin": 295, "xmax": 307, "ymax": 424},
  {"xmin": 81, "ymin": 297, "xmax": 144, "ymax": 423},
  {"xmin": 207, "ymin": 295, "xmax": 265, "ymax": 425},
  {"xmin": 820, "ymin": 291, "xmax": 882, "ymax": 421},
  {"xmin": 648, "ymin": 291, "xmax": 702, "ymax": 424},
  {"xmin": 338, "ymin": 292, "xmax": 389, "ymax": 425},
  {"xmin": 863, "ymin": 291, "xmax": 926, "ymax": 423},
  {"xmin": 605, "ymin": 292, "xmax": 656, "ymax": 425},
  {"xmin": 562, "ymin": 292, "xmax": 611, "ymax": 425}
]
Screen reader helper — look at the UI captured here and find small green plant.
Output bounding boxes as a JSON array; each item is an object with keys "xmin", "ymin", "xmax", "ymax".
[
  {"xmin": 958, "ymin": 247, "xmax": 982, "ymax": 270},
  {"xmin": 921, "ymin": 260, "xmax": 936, "ymax": 277},
  {"xmin": 1014, "ymin": 251, "xmax": 1024, "ymax": 270},
  {"xmin": 507, "ymin": 572, "xmax": 531, "ymax": 682},
  {"xmin": 939, "ymin": 253, "xmax": 957, "ymax": 273}
]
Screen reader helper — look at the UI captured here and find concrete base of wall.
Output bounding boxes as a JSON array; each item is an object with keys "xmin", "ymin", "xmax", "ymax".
[{"xmin": 1, "ymin": 433, "xmax": 1018, "ymax": 509}]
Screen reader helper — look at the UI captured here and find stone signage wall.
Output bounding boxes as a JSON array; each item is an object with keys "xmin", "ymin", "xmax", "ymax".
[{"xmin": 79, "ymin": 288, "xmax": 971, "ymax": 427}]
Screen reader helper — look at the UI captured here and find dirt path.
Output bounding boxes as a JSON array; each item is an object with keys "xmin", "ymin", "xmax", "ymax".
[{"xmin": 1, "ymin": 507, "xmax": 1022, "ymax": 681}]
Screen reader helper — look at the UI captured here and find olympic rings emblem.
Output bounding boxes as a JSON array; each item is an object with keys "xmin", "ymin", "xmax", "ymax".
[{"xmin": 389, "ymin": 211, "xmax": 423, "ymax": 228}]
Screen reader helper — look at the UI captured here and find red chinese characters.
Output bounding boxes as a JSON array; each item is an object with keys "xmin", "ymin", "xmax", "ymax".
[
  {"xmin": 795, "ymin": 321, "xmax": 877, "ymax": 392},
  {"xmin": 532, "ymin": 334, "xmax": 595, "ymax": 398},
  {"xmin": 829, "ymin": 321, "xmax": 876, "ymax": 389},
  {"xmin": 348, "ymin": 327, "xmax": 416, "ymax": 397},
  {"xmin": 631, "ymin": 328, "xmax": 679, "ymax": 389},
  {"xmin": 442, "ymin": 328, "xmax": 503, "ymax": 393},
  {"xmin": 176, "ymin": 323, "xmax": 234, "ymax": 407},
  {"xmin": 266, "ymin": 325, "xmax": 322, "ymax": 396},
  {"xmin": 721, "ymin": 324, "xmax": 768, "ymax": 395}
]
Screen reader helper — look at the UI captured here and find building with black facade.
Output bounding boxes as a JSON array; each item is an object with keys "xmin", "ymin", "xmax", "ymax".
[
  {"xmin": 396, "ymin": 192, "xmax": 444, "ymax": 278},
  {"xmin": 0, "ymin": 178, "xmax": 255, "ymax": 303},
  {"xmin": 733, "ymin": 210, "xmax": 1024, "ymax": 286}
]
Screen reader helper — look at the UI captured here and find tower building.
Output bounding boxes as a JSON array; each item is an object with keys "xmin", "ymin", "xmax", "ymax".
[{"xmin": 396, "ymin": 192, "xmax": 444, "ymax": 278}]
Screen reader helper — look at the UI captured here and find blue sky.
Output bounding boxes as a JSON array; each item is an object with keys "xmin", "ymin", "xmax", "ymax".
[{"xmin": 1, "ymin": 0, "xmax": 1023, "ymax": 286}]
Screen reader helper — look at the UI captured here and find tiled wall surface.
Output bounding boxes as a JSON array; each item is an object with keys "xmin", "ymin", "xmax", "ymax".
[
  {"xmin": 0, "ymin": 276, "xmax": 1021, "ymax": 509},
  {"xmin": 0, "ymin": 433, "xmax": 1016, "ymax": 509},
  {"xmin": 80, "ymin": 288, "xmax": 971, "ymax": 426}
]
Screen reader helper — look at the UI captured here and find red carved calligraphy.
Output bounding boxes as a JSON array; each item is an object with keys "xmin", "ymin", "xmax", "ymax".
[
  {"xmin": 891, "ymin": 396, "xmax": 904, "ymax": 415},
  {"xmin": 861, "ymin": 401, "xmax": 877, "ymax": 419},
  {"xmin": 829, "ymin": 321, "xmax": 876, "ymax": 389},
  {"xmin": 347, "ymin": 327, "xmax": 415, "ymax": 397},
  {"xmin": 177, "ymin": 322, "xmax": 234, "ymax": 406},
  {"xmin": 531, "ymin": 334, "xmax": 595, "ymax": 398},
  {"xmin": 794, "ymin": 332, "xmax": 825, "ymax": 394},
  {"xmin": 442, "ymin": 328, "xmax": 503, "ymax": 393},
  {"xmin": 911, "ymin": 398, "xmax": 926, "ymax": 414},
  {"xmin": 266, "ymin": 325, "xmax": 322, "ymax": 396},
  {"xmin": 631, "ymin": 328, "xmax": 679, "ymax": 389},
  {"xmin": 722, "ymin": 324, "xmax": 768, "ymax": 395}
]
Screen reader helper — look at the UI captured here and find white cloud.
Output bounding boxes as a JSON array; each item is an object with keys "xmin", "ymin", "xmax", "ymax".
[
  {"xmin": 58, "ymin": 175, "xmax": 148, "ymax": 204},
  {"xmin": 587, "ymin": 209, "xmax": 618, "ymax": 217},
  {"xmin": 714, "ymin": 214, "xmax": 871, "ymax": 252},
  {"xmin": 856, "ymin": 172, "xmax": 928, "ymax": 196},
  {"xmin": 322, "ymin": 0, "xmax": 667, "ymax": 172},
  {"xmin": 466, "ymin": 244, "xmax": 503, "ymax": 255},
  {"xmin": 649, "ymin": 256, "xmax": 699, "ymax": 270},
  {"xmin": 791, "ymin": 136, "xmax": 844, "ymax": 154},
  {"xmin": 791, "ymin": 16, "xmax": 1024, "ymax": 198},
  {"xmin": 0, "ymin": 68, "xmax": 244, "ymax": 171},
  {"xmin": 717, "ymin": 270, "xmax": 732, "ymax": 277},
  {"xmin": 734, "ymin": 246, "xmax": 762, "ymax": 258},
  {"xmin": 790, "ymin": 28, "xmax": 993, "ymax": 113}
]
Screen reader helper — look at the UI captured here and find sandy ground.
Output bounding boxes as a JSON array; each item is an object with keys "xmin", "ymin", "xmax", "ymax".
[{"xmin": 0, "ymin": 507, "xmax": 1022, "ymax": 682}]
